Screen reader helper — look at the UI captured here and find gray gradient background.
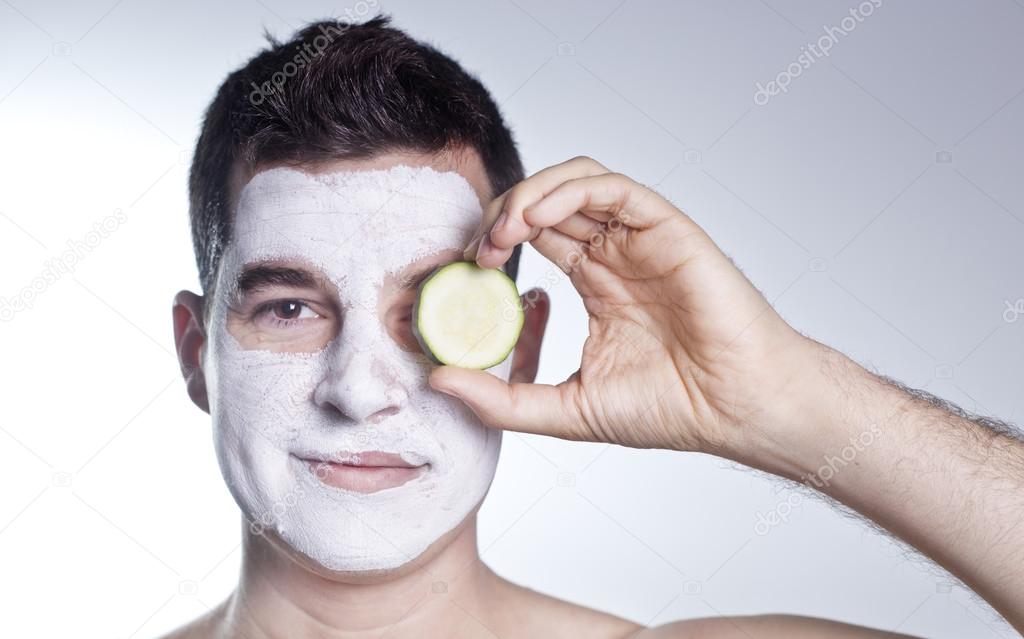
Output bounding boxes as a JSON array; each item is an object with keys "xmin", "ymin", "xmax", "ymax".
[{"xmin": 1, "ymin": 1, "xmax": 1022, "ymax": 637}]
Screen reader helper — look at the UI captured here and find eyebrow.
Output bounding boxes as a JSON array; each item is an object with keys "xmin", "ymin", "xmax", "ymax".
[
  {"xmin": 231, "ymin": 253, "xmax": 464, "ymax": 298},
  {"xmin": 233, "ymin": 264, "xmax": 324, "ymax": 296}
]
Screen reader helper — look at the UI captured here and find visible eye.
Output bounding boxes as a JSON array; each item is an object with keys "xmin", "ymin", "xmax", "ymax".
[
  {"xmin": 253, "ymin": 299, "xmax": 320, "ymax": 328},
  {"xmin": 386, "ymin": 303, "xmax": 420, "ymax": 353}
]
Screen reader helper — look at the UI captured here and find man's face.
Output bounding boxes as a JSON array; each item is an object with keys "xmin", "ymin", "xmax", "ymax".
[{"xmin": 202, "ymin": 153, "xmax": 509, "ymax": 573}]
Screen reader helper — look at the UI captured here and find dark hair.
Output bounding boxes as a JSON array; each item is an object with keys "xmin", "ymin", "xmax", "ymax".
[{"xmin": 188, "ymin": 14, "xmax": 524, "ymax": 299}]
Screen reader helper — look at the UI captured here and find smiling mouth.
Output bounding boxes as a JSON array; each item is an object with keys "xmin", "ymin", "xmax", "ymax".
[{"xmin": 297, "ymin": 451, "xmax": 430, "ymax": 494}]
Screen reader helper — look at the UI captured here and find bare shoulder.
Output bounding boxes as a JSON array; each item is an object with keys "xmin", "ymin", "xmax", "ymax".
[
  {"xmin": 631, "ymin": 614, "xmax": 922, "ymax": 639},
  {"xmin": 490, "ymin": 579, "xmax": 921, "ymax": 638},
  {"xmin": 492, "ymin": 578, "xmax": 643, "ymax": 638}
]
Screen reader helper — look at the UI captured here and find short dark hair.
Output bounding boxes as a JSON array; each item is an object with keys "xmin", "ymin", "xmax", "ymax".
[{"xmin": 188, "ymin": 14, "xmax": 524, "ymax": 299}]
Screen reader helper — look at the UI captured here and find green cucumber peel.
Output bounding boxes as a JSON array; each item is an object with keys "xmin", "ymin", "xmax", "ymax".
[{"xmin": 412, "ymin": 261, "xmax": 524, "ymax": 369}]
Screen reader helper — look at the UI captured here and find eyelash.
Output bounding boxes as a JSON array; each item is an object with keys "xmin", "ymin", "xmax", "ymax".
[{"xmin": 252, "ymin": 299, "xmax": 320, "ymax": 328}]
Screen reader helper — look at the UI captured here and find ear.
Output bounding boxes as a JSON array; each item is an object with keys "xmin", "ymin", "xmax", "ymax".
[
  {"xmin": 172, "ymin": 290, "xmax": 210, "ymax": 413},
  {"xmin": 508, "ymin": 288, "xmax": 550, "ymax": 384}
]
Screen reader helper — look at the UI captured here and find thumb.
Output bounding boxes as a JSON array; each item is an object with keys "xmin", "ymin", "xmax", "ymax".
[{"xmin": 428, "ymin": 365, "xmax": 581, "ymax": 441}]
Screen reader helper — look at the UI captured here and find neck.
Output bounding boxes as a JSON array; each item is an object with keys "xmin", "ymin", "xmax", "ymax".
[{"xmin": 219, "ymin": 514, "xmax": 503, "ymax": 638}]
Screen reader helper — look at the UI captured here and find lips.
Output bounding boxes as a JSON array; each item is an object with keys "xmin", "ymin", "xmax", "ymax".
[{"xmin": 297, "ymin": 450, "xmax": 429, "ymax": 494}]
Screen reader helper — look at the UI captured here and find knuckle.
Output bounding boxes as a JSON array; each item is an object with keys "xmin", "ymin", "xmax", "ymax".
[
  {"xmin": 599, "ymin": 171, "xmax": 631, "ymax": 193},
  {"xmin": 502, "ymin": 187, "xmax": 532, "ymax": 220},
  {"xmin": 569, "ymin": 155, "xmax": 608, "ymax": 173}
]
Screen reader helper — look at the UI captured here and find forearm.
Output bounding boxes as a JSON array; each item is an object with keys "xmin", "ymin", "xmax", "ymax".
[{"xmin": 744, "ymin": 341, "xmax": 1024, "ymax": 631}]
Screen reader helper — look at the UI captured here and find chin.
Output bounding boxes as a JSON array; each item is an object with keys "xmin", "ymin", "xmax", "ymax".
[{"xmin": 251, "ymin": 500, "xmax": 483, "ymax": 584}]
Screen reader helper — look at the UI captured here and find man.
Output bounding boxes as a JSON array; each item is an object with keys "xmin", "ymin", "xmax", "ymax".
[{"xmin": 169, "ymin": 14, "xmax": 1022, "ymax": 638}]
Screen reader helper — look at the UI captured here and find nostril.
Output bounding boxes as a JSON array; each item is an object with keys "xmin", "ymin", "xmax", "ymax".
[{"xmin": 368, "ymin": 406, "xmax": 400, "ymax": 424}]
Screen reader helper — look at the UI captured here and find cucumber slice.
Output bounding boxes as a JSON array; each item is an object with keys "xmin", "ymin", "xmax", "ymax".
[{"xmin": 412, "ymin": 261, "xmax": 524, "ymax": 369}]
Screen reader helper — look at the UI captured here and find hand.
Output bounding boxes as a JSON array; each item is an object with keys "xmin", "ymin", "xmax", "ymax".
[{"xmin": 428, "ymin": 156, "xmax": 821, "ymax": 458}]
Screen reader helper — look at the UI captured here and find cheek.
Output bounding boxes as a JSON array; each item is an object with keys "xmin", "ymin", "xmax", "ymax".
[
  {"xmin": 228, "ymin": 310, "xmax": 341, "ymax": 354},
  {"xmin": 209, "ymin": 331, "xmax": 322, "ymax": 447},
  {"xmin": 403, "ymin": 364, "xmax": 510, "ymax": 467},
  {"xmin": 415, "ymin": 389, "xmax": 496, "ymax": 467}
]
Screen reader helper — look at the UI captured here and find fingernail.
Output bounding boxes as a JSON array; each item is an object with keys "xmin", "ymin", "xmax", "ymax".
[
  {"xmin": 476, "ymin": 233, "xmax": 494, "ymax": 262},
  {"xmin": 464, "ymin": 233, "xmax": 483, "ymax": 259},
  {"xmin": 492, "ymin": 211, "xmax": 509, "ymax": 235}
]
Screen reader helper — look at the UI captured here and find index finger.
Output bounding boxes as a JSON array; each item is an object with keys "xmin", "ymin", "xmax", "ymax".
[{"xmin": 462, "ymin": 155, "xmax": 611, "ymax": 263}]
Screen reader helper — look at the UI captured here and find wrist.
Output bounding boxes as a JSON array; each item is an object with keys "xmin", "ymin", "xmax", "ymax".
[{"xmin": 725, "ymin": 338, "xmax": 892, "ymax": 484}]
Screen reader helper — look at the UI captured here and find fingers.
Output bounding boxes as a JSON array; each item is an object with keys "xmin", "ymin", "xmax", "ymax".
[
  {"xmin": 529, "ymin": 227, "xmax": 589, "ymax": 273},
  {"xmin": 463, "ymin": 190, "xmax": 511, "ymax": 262},
  {"xmin": 524, "ymin": 173, "xmax": 678, "ymax": 231},
  {"xmin": 473, "ymin": 170, "xmax": 689, "ymax": 273},
  {"xmin": 473, "ymin": 241, "xmax": 515, "ymax": 270},
  {"xmin": 428, "ymin": 365, "xmax": 582, "ymax": 440},
  {"xmin": 464, "ymin": 156, "xmax": 611, "ymax": 265},
  {"xmin": 477, "ymin": 225, "xmax": 589, "ymax": 272},
  {"xmin": 552, "ymin": 211, "xmax": 609, "ymax": 243}
]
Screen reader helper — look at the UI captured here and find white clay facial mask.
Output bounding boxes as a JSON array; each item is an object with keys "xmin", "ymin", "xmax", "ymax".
[{"xmin": 203, "ymin": 164, "xmax": 510, "ymax": 572}]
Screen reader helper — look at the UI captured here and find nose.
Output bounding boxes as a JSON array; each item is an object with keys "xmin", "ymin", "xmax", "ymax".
[{"xmin": 313, "ymin": 347, "xmax": 408, "ymax": 424}]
